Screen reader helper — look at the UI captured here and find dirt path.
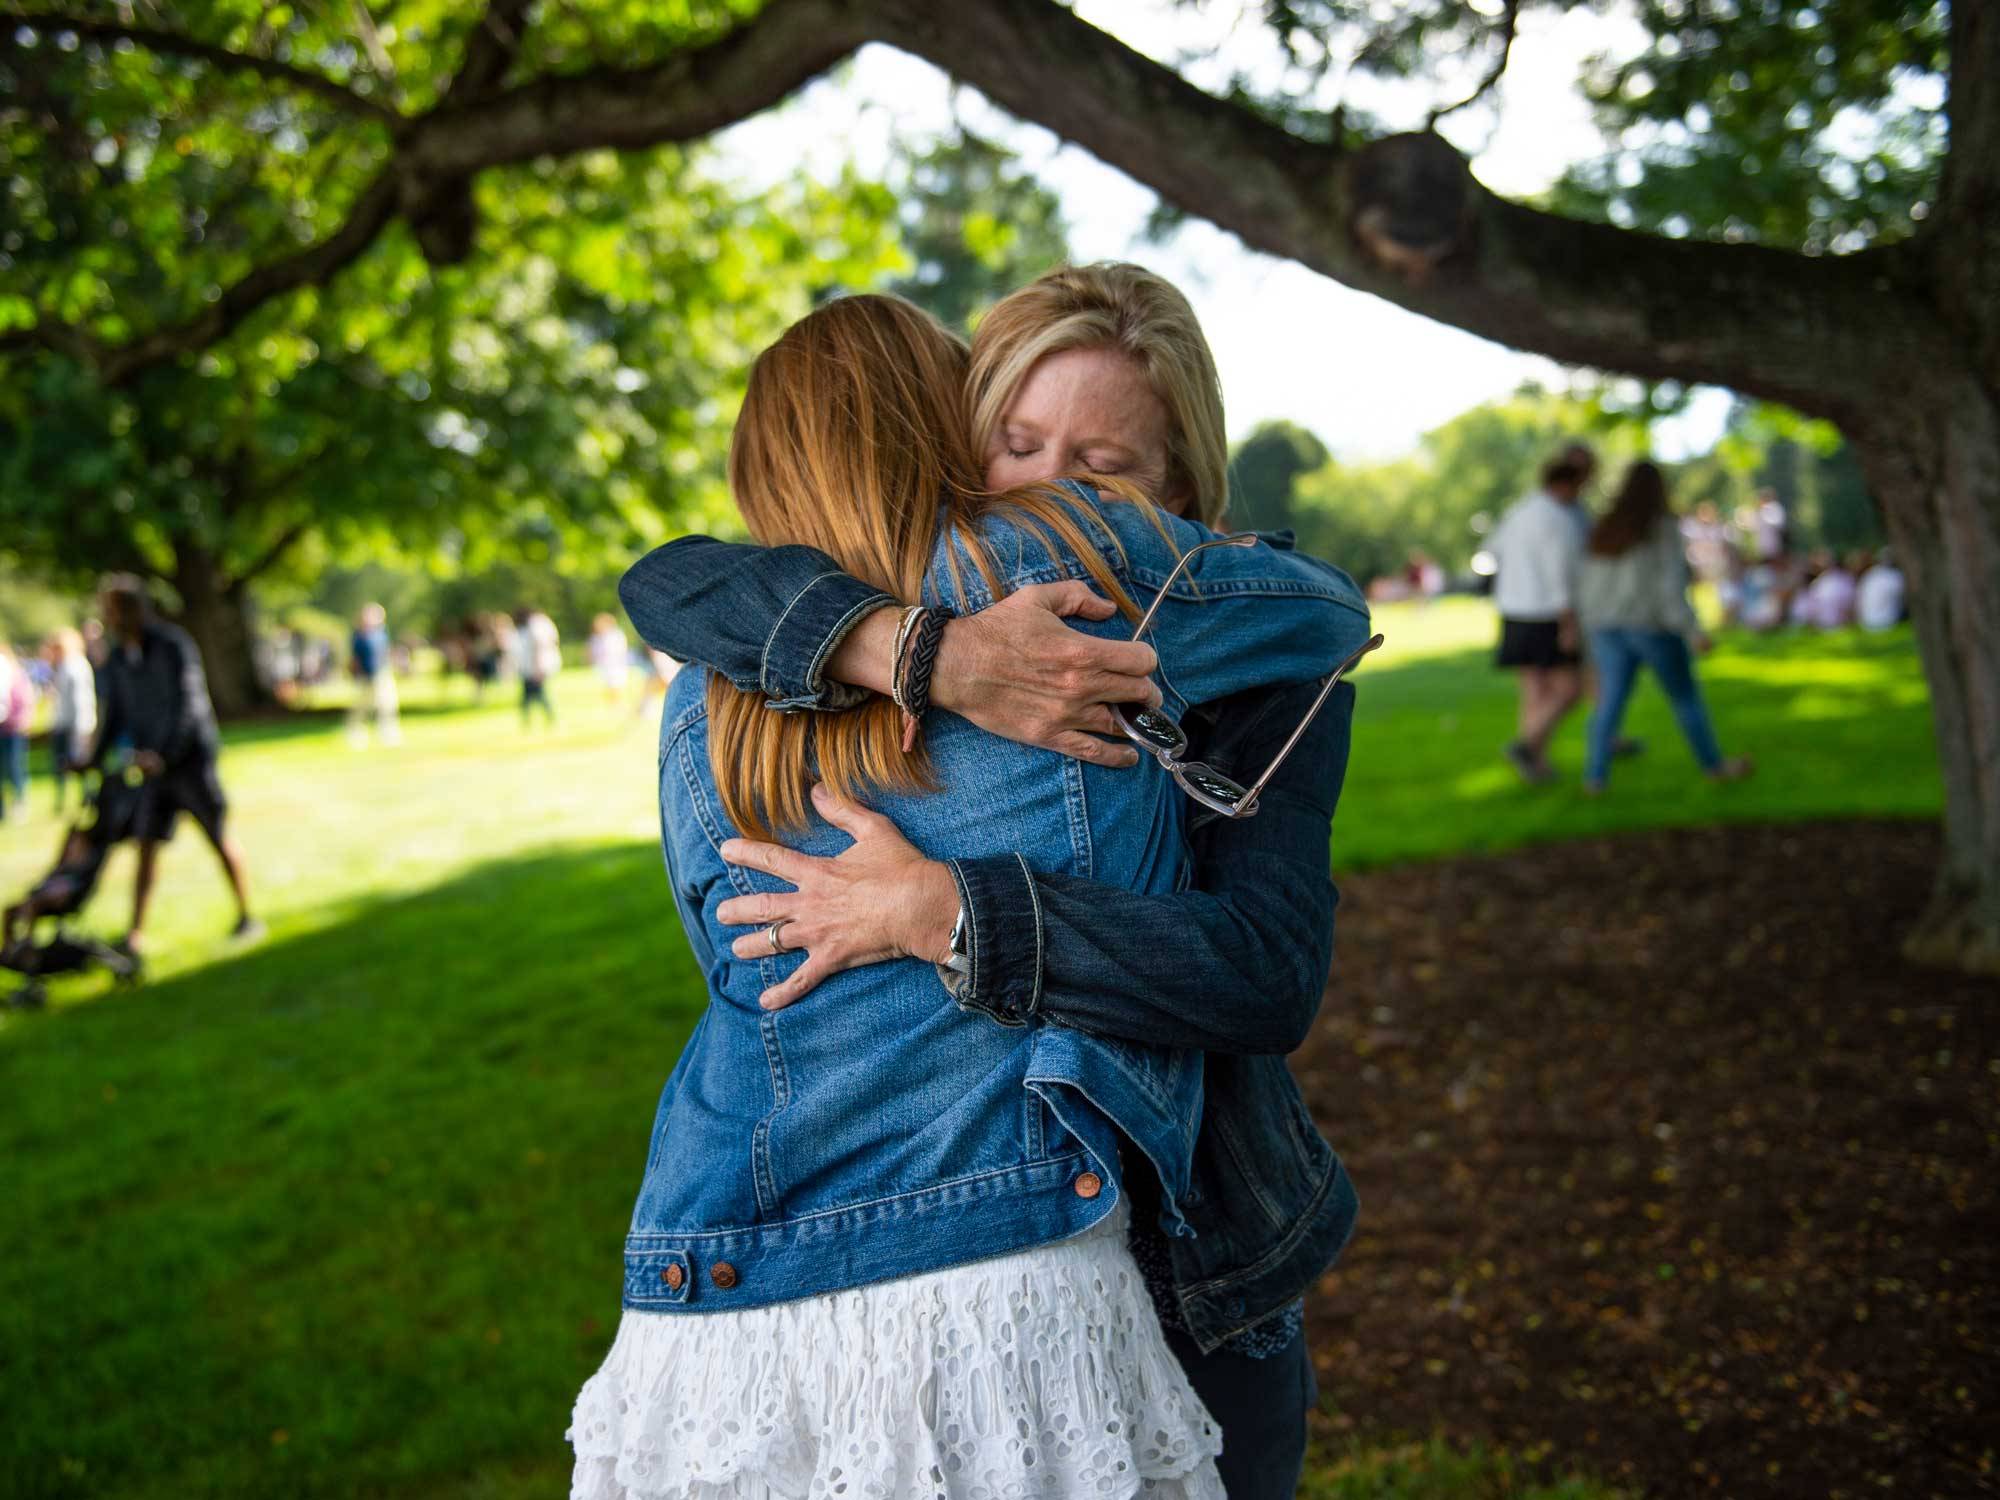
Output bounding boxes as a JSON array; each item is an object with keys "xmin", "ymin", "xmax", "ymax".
[{"xmin": 1299, "ymin": 820, "xmax": 1998, "ymax": 1500}]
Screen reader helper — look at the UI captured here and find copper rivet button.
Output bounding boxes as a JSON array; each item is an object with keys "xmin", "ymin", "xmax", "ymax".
[
  {"xmin": 711, "ymin": 1262, "xmax": 739, "ymax": 1290},
  {"xmin": 661, "ymin": 1264, "xmax": 684, "ymax": 1290},
  {"xmin": 1074, "ymin": 1172, "xmax": 1103, "ymax": 1200}
]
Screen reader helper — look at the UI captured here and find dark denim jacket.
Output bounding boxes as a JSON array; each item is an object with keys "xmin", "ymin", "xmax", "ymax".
[{"xmin": 619, "ymin": 530, "xmax": 1363, "ymax": 1351}]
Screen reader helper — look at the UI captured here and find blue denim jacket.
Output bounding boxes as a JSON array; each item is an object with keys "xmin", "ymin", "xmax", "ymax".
[{"xmin": 620, "ymin": 485, "xmax": 1369, "ymax": 1316}]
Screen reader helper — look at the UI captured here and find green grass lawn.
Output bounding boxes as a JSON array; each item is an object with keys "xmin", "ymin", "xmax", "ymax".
[{"xmin": 0, "ymin": 610, "xmax": 1937, "ymax": 1499}]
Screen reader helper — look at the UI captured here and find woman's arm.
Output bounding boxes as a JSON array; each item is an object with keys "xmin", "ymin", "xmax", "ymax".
[
  {"xmin": 948, "ymin": 675, "xmax": 1352, "ymax": 1054},
  {"xmin": 620, "ymin": 535, "xmax": 1163, "ymax": 765},
  {"xmin": 714, "ymin": 672, "xmax": 1356, "ymax": 1056}
]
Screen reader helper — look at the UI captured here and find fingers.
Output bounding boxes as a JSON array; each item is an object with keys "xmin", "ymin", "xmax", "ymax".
[
  {"xmin": 718, "ymin": 837, "xmax": 812, "ymax": 886},
  {"xmin": 728, "ymin": 919, "xmax": 795, "ymax": 959},
  {"xmin": 716, "ymin": 888, "xmax": 793, "ymax": 927},
  {"xmin": 1020, "ymin": 580, "xmax": 1117, "ymax": 620},
  {"xmin": 809, "ymin": 782, "xmax": 898, "ymax": 842},
  {"xmin": 759, "ymin": 954, "xmax": 837, "ymax": 1010},
  {"xmin": 1049, "ymin": 730, "xmax": 1141, "ymax": 769}
]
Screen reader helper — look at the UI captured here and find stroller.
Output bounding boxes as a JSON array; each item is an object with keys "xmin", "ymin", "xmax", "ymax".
[{"xmin": 2, "ymin": 768, "xmax": 146, "ymax": 1010}]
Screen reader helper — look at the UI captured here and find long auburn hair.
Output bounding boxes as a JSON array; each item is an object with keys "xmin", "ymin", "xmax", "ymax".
[
  {"xmin": 708, "ymin": 294, "xmax": 1156, "ymax": 839},
  {"xmin": 1588, "ymin": 460, "xmax": 1672, "ymax": 558}
]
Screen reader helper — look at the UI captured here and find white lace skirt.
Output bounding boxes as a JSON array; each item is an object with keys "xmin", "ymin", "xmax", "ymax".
[{"xmin": 567, "ymin": 1204, "xmax": 1224, "ymax": 1500}]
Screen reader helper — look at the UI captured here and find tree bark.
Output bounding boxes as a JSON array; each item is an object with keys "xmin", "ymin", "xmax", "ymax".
[
  {"xmin": 172, "ymin": 546, "xmax": 266, "ymax": 720},
  {"xmin": 1849, "ymin": 376, "xmax": 2000, "ymax": 976}
]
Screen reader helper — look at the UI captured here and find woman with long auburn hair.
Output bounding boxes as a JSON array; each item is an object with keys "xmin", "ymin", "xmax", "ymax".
[
  {"xmin": 617, "ymin": 263, "xmax": 1375, "ymax": 1500},
  {"xmin": 570, "ymin": 293, "xmax": 1371, "ymax": 1500},
  {"xmin": 1578, "ymin": 460, "xmax": 1753, "ymax": 794}
]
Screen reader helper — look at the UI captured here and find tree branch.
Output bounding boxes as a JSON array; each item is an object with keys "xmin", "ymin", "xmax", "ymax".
[
  {"xmin": 1428, "ymin": 0, "xmax": 1521, "ymax": 127},
  {"xmin": 440, "ymin": 0, "xmax": 537, "ymax": 104},
  {"xmin": 402, "ymin": 0, "xmax": 871, "ymax": 175},
  {"xmin": 229, "ymin": 515, "xmax": 316, "ymax": 586},
  {"xmin": 87, "ymin": 172, "xmax": 402, "ymax": 385},
  {"xmin": 7, "ymin": 0, "xmax": 1965, "ymax": 425},
  {"xmin": 0, "ymin": 10, "xmax": 405, "ymax": 126}
]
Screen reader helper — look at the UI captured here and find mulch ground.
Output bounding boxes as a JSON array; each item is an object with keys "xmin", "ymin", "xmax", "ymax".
[{"xmin": 1297, "ymin": 820, "xmax": 1998, "ymax": 1500}]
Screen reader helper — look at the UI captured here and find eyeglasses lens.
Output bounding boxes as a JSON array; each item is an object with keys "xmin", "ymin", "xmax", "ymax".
[
  {"xmin": 1121, "ymin": 705, "xmax": 1187, "ymax": 757},
  {"xmin": 1180, "ymin": 765, "xmax": 1246, "ymax": 804}
]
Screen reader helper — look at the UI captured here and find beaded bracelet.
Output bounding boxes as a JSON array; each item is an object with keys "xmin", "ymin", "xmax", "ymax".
[{"xmin": 887, "ymin": 605, "xmax": 925, "ymax": 715}]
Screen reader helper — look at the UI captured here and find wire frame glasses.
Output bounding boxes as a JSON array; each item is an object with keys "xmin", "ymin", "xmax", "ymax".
[{"xmin": 1110, "ymin": 533, "xmax": 1385, "ymax": 819}]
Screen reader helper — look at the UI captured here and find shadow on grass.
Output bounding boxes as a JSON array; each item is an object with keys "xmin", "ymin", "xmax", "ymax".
[{"xmin": 0, "ymin": 841, "xmax": 704, "ymax": 1500}]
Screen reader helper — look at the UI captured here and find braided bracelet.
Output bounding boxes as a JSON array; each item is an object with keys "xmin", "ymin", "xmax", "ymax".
[{"xmin": 897, "ymin": 605, "xmax": 953, "ymax": 752}]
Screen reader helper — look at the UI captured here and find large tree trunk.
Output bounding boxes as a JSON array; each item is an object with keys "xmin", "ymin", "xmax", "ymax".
[
  {"xmin": 172, "ymin": 546, "xmax": 266, "ymax": 720},
  {"xmin": 1849, "ymin": 375, "xmax": 2000, "ymax": 976}
]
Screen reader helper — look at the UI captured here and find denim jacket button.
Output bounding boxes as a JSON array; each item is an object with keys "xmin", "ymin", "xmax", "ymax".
[
  {"xmin": 660, "ymin": 1264, "xmax": 684, "ymax": 1290},
  {"xmin": 710, "ymin": 1262, "xmax": 739, "ymax": 1290},
  {"xmin": 1074, "ymin": 1172, "xmax": 1103, "ymax": 1200}
]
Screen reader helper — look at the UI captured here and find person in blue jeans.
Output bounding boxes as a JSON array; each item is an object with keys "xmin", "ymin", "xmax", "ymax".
[
  {"xmin": 1578, "ymin": 462, "xmax": 1754, "ymax": 794},
  {"xmin": 617, "ymin": 262, "xmax": 1372, "ymax": 1499}
]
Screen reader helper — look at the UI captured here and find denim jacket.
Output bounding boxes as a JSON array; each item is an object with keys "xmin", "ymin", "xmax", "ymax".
[
  {"xmin": 620, "ymin": 485, "xmax": 1368, "ymax": 1318},
  {"xmin": 621, "ymin": 494, "xmax": 1370, "ymax": 1350}
]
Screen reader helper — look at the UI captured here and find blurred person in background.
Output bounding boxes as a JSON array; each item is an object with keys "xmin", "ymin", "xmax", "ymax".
[
  {"xmin": 515, "ymin": 606, "xmax": 560, "ymax": 727},
  {"xmin": 587, "ymin": 613, "xmax": 630, "ymax": 707},
  {"xmin": 0, "ymin": 645, "xmax": 31, "ymax": 819},
  {"xmin": 1578, "ymin": 462, "xmax": 1753, "ymax": 796},
  {"xmin": 471, "ymin": 613, "xmax": 507, "ymax": 703},
  {"xmin": 345, "ymin": 603, "xmax": 402, "ymax": 748},
  {"xmin": 1857, "ymin": 548, "xmax": 1907, "ymax": 630},
  {"xmin": 1488, "ymin": 451, "xmax": 1592, "ymax": 783},
  {"xmin": 631, "ymin": 646, "xmax": 680, "ymax": 723},
  {"xmin": 1798, "ymin": 549, "xmax": 1857, "ymax": 629},
  {"xmin": 88, "ymin": 577, "xmax": 260, "ymax": 952},
  {"xmin": 41, "ymin": 628, "xmax": 97, "ymax": 814}
]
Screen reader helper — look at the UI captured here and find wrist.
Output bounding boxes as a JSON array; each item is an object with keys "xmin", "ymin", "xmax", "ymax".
[
  {"xmin": 825, "ymin": 603, "xmax": 901, "ymax": 697},
  {"xmin": 905, "ymin": 859, "xmax": 960, "ymax": 961},
  {"xmin": 926, "ymin": 616, "xmax": 970, "ymax": 713}
]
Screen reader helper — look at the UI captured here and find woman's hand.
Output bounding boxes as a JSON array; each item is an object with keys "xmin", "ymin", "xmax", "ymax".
[
  {"xmin": 716, "ymin": 784, "xmax": 961, "ymax": 1011},
  {"xmin": 931, "ymin": 582, "xmax": 1163, "ymax": 768}
]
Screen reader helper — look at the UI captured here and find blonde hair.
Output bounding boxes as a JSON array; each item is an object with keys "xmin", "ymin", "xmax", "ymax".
[
  {"xmin": 968, "ymin": 263, "xmax": 1229, "ymax": 525},
  {"xmin": 709, "ymin": 294, "xmax": 1151, "ymax": 839},
  {"xmin": 49, "ymin": 627, "xmax": 84, "ymax": 660}
]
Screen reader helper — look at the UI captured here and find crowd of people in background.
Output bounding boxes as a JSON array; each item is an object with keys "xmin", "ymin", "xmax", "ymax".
[{"xmin": 1679, "ymin": 489, "xmax": 1908, "ymax": 634}]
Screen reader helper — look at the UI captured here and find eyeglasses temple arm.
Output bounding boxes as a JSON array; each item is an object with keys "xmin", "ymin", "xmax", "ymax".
[
  {"xmin": 1129, "ymin": 532, "xmax": 1260, "ymax": 643},
  {"xmin": 1238, "ymin": 633, "xmax": 1385, "ymax": 812}
]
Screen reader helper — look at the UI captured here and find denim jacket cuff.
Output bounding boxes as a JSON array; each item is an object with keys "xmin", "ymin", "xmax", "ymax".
[
  {"xmin": 760, "ymin": 573, "xmax": 896, "ymax": 712},
  {"xmin": 942, "ymin": 854, "xmax": 1044, "ymax": 1026}
]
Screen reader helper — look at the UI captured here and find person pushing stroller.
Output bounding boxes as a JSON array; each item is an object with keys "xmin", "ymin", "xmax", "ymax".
[{"xmin": 88, "ymin": 578, "xmax": 262, "ymax": 954}]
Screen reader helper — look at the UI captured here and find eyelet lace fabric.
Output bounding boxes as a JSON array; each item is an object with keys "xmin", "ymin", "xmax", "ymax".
[{"xmin": 567, "ymin": 1204, "xmax": 1224, "ymax": 1500}]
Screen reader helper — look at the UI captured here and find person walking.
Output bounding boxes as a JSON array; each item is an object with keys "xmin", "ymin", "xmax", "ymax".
[
  {"xmin": 345, "ymin": 603, "xmax": 402, "ymax": 747},
  {"xmin": 42, "ymin": 628, "xmax": 97, "ymax": 813},
  {"xmin": 1489, "ymin": 452, "xmax": 1592, "ymax": 781},
  {"xmin": 1578, "ymin": 462, "xmax": 1754, "ymax": 795},
  {"xmin": 515, "ymin": 608, "xmax": 560, "ymax": 727},
  {"xmin": 0, "ymin": 645, "xmax": 31, "ymax": 819},
  {"xmin": 586, "ymin": 613, "xmax": 629, "ymax": 707},
  {"xmin": 87, "ymin": 577, "xmax": 261, "ymax": 953}
]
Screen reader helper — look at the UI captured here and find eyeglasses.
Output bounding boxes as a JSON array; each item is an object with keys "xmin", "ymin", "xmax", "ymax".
[{"xmin": 1111, "ymin": 533, "xmax": 1386, "ymax": 820}]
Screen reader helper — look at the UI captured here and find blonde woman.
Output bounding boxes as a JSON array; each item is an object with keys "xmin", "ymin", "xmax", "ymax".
[
  {"xmin": 618, "ymin": 264, "xmax": 1372, "ymax": 1500},
  {"xmin": 42, "ymin": 628, "xmax": 97, "ymax": 813},
  {"xmin": 570, "ymin": 294, "xmax": 1370, "ymax": 1500}
]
